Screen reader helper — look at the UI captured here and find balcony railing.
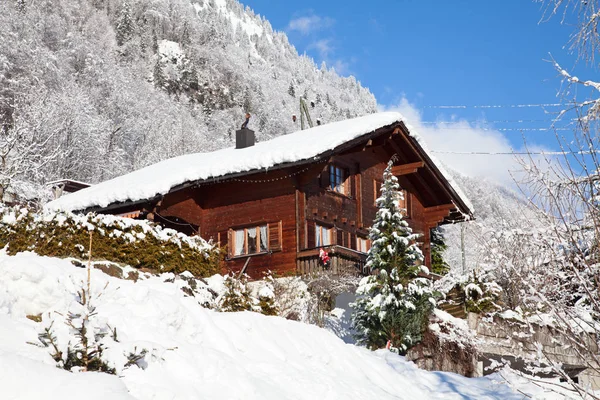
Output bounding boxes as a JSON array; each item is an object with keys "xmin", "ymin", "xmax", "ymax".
[{"xmin": 296, "ymin": 245, "xmax": 368, "ymax": 276}]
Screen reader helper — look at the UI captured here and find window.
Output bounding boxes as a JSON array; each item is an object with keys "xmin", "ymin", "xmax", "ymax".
[
  {"xmin": 357, "ymin": 237, "xmax": 371, "ymax": 253},
  {"xmin": 315, "ymin": 224, "xmax": 332, "ymax": 247},
  {"xmin": 232, "ymin": 225, "xmax": 268, "ymax": 256},
  {"xmin": 329, "ymin": 165, "xmax": 346, "ymax": 194}
]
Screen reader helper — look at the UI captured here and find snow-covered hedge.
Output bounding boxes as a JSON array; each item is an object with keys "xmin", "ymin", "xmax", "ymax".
[{"xmin": 0, "ymin": 206, "xmax": 220, "ymax": 277}]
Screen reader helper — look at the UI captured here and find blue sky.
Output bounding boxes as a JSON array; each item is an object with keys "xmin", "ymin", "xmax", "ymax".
[{"xmin": 243, "ymin": 0, "xmax": 590, "ymax": 184}]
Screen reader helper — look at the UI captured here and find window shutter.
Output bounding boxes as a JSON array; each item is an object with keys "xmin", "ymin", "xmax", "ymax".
[
  {"xmin": 268, "ymin": 221, "xmax": 282, "ymax": 252},
  {"xmin": 226, "ymin": 229, "xmax": 233, "ymax": 258},
  {"xmin": 350, "ymin": 233, "xmax": 357, "ymax": 251},
  {"xmin": 307, "ymin": 220, "xmax": 316, "ymax": 248},
  {"xmin": 320, "ymin": 165, "xmax": 330, "ymax": 189},
  {"xmin": 349, "ymin": 171, "xmax": 356, "ymax": 198},
  {"xmin": 336, "ymin": 229, "xmax": 343, "ymax": 246}
]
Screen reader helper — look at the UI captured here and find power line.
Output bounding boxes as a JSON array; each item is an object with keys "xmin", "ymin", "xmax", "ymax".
[
  {"xmin": 424, "ymin": 103, "xmax": 563, "ymax": 109},
  {"xmin": 430, "ymin": 149, "xmax": 597, "ymax": 155},
  {"xmin": 421, "ymin": 118, "xmax": 579, "ymax": 124},
  {"xmin": 420, "ymin": 127, "xmax": 572, "ymax": 132}
]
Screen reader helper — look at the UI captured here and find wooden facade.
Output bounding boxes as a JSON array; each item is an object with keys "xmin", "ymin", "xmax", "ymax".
[{"xmin": 95, "ymin": 121, "xmax": 472, "ymax": 278}]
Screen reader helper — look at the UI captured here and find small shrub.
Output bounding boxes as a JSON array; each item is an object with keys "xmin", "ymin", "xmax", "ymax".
[{"xmin": 219, "ymin": 274, "xmax": 253, "ymax": 312}]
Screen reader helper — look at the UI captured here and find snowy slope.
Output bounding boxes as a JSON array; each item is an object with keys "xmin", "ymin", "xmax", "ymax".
[{"xmin": 0, "ymin": 251, "xmax": 547, "ymax": 400}]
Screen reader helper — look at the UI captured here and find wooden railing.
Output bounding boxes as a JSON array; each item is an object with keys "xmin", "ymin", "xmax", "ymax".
[{"xmin": 296, "ymin": 246, "xmax": 368, "ymax": 276}]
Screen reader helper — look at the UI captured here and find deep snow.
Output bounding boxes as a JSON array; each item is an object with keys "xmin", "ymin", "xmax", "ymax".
[{"xmin": 0, "ymin": 251, "xmax": 559, "ymax": 399}]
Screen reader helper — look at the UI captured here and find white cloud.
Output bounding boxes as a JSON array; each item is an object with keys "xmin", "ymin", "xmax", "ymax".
[
  {"xmin": 309, "ymin": 39, "xmax": 332, "ymax": 58},
  {"xmin": 287, "ymin": 15, "xmax": 334, "ymax": 35},
  {"xmin": 379, "ymin": 98, "xmax": 552, "ymax": 187}
]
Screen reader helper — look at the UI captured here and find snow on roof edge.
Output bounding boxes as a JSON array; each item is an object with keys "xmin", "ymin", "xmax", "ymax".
[{"xmin": 45, "ymin": 112, "xmax": 473, "ymax": 216}]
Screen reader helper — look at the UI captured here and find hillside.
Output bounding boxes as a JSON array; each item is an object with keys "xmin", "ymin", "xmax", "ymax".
[
  {"xmin": 0, "ymin": 251, "xmax": 557, "ymax": 400},
  {"xmin": 0, "ymin": 0, "xmax": 376, "ymax": 197}
]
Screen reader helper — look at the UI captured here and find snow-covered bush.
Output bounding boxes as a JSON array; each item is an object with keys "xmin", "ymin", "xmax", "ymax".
[
  {"xmin": 218, "ymin": 273, "xmax": 279, "ymax": 316},
  {"xmin": 218, "ymin": 273, "xmax": 254, "ymax": 312},
  {"xmin": 351, "ymin": 160, "xmax": 437, "ymax": 352},
  {"xmin": 0, "ymin": 206, "xmax": 220, "ymax": 277}
]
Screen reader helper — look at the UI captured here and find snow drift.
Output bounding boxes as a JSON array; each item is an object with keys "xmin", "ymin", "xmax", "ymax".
[{"xmin": 0, "ymin": 251, "xmax": 546, "ymax": 399}]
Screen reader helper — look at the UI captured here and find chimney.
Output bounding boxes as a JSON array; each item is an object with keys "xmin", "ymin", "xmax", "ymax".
[
  {"xmin": 236, "ymin": 113, "xmax": 254, "ymax": 149},
  {"xmin": 236, "ymin": 127, "xmax": 255, "ymax": 149}
]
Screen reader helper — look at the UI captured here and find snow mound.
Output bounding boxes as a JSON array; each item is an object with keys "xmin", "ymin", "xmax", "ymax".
[{"xmin": 0, "ymin": 251, "xmax": 538, "ymax": 399}]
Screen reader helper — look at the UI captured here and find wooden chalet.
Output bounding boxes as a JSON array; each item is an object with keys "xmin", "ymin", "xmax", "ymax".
[{"xmin": 47, "ymin": 113, "xmax": 473, "ymax": 278}]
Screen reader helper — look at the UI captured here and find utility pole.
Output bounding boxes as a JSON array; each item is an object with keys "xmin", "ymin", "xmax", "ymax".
[
  {"xmin": 299, "ymin": 98, "xmax": 313, "ymax": 130},
  {"xmin": 461, "ymin": 223, "xmax": 467, "ymax": 274}
]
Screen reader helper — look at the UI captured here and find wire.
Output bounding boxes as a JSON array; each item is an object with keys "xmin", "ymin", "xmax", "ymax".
[
  {"xmin": 430, "ymin": 150, "xmax": 598, "ymax": 155},
  {"xmin": 424, "ymin": 103, "xmax": 563, "ymax": 109},
  {"xmin": 416, "ymin": 127, "xmax": 572, "ymax": 132},
  {"xmin": 420, "ymin": 118, "xmax": 579, "ymax": 124}
]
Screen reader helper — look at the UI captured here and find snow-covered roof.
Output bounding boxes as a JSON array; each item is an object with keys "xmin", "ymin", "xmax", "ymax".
[{"xmin": 46, "ymin": 112, "xmax": 473, "ymax": 214}]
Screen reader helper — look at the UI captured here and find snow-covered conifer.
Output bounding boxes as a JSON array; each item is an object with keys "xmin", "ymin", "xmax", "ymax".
[
  {"xmin": 352, "ymin": 160, "xmax": 436, "ymax": 352},
  {"xmin": 115, "ymin": 1, "xmax": 134, "ymax": 46}
]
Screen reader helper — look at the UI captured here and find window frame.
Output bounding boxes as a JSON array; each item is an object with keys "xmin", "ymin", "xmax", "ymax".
[
  {"xmin": 315, "ymin": 223, "xmax": 333, "ymax": 247},
  {"xmin": 356, "ymin": 236, "xmax": 371, "ymax": 253},
  {"xmin": 329, "ymin": 164, "xmax": 348, "ymax": 195},
  {"xmin": 231, "ymin": 224, "xmax": 268, "ymax": 257}
]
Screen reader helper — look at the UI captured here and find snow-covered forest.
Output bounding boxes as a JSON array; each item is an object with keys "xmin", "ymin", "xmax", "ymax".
[{"xmin": 0, "ymin": 0, "xmax": 376, "ymax": 197}]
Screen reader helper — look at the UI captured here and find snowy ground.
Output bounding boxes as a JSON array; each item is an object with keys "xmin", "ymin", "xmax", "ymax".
[{"xmin": 0, "ymin": 251, "xmax": 568, "ymax": 399}]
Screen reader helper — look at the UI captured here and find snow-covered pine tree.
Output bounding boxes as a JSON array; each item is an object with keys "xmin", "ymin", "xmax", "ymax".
[
  {"xmin": 115, "ymin": 1, "xmax": 134, "ymax": 46},
  {"xmin": 153, "ymin": 59, "xmax": 166, "ymax": 89},
  {"xmin": 430, "ymin": 227, "xmax": 449, "ymax": 275},
  {"xmin": 15, "ymin": 0, "xmax": 25, "ymax": 13},
  {"xmin": 351, "ymin": 159, "xmax": 436, "ymax": 353}
]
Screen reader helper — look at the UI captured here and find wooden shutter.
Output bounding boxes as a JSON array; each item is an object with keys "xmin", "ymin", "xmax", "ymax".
[
  {"xmin": 226, "ymin": 229, "xmax": 233, "ymax": 258},
  {"xmin": 320, "ymin": 165, "xmax": 330, "ymax": 189},
  {"xmin": 268, "ymin": 221, "xmax": 282, "ymax": 252},
  {"xmin": 336, "ymin": 229, "xmax": 343, "ymax": 246},
  {"xmin": 307, "ymin": 220, "xmax": 316, "ymax": 248},
  {"xmin": 350, "ymin": 233, "xmax": 357, "ymax": 251}
]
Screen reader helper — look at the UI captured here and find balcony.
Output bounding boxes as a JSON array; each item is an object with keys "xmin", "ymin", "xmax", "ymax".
[{"xmin": 296, "ymin": 245, "xmax": 368, "ymax": 276}]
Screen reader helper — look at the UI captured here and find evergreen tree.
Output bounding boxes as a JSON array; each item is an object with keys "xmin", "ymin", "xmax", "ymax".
[
  {"xmin": 351, "ymin": 160, "xmax": 436, "ymax": 353},
  {"xmin": 15, "ymin": 0, "xmax": 26, "ymax": 13},
  {"xmin": 430, "ymin": 227, "xmax": 450, "ymax": 275},
  {"xmin": 181, "ymin": 21, "xmax": 191, "ymax": 47},
  {"xmin": 115, "ymin": 1, "xmax": 134, "ymax": 46},
  {"xmin": 219, "ymin": 274, "xmax": 253, "ymax": 312},
  {"xmin": 152, "ymin": 29, "xmax": 159, "ymax": 54},
  {"xmin": 153, "ymin": 59, "xmax": 166, "ymax": 89}
]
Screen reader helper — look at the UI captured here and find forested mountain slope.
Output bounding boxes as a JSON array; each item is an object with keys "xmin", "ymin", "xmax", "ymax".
[{"xmin": 0, "ymin": 0, "xmax": 376, "ymax": 195}]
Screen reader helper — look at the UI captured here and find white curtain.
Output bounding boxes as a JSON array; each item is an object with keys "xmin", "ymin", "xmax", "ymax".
[
  {"xmin": 234, "ymin": 229, "xmax": 245, "ymax": 255},
  {"xmin": 260, "ymin": 225, "xmax": 268, "ymax": 252}
]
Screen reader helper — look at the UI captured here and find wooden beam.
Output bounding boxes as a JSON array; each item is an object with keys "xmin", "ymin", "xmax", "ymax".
[
  {"xmin": 423, "ymin": 204, "xmax": 455, "ymax": 225},
  {"xmin": 391, "ymin": 161, "xmax": 425, "ymax": 176}
]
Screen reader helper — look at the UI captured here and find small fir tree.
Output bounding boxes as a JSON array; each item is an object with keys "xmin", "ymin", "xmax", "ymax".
[
  {"xmin": 351, "ymin": 159, "xmax": 436, "ymax": 353},
  {"xmin": 430, "ymin": 227, "xmax": 450, "ymax": 275},
  {"xmin": 219, "ymin": 274, "xmax": 253, "ymax": 312},
  {"xmin": 153, "ymin": 59, "xmax": 166, "ymax": 89}
]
